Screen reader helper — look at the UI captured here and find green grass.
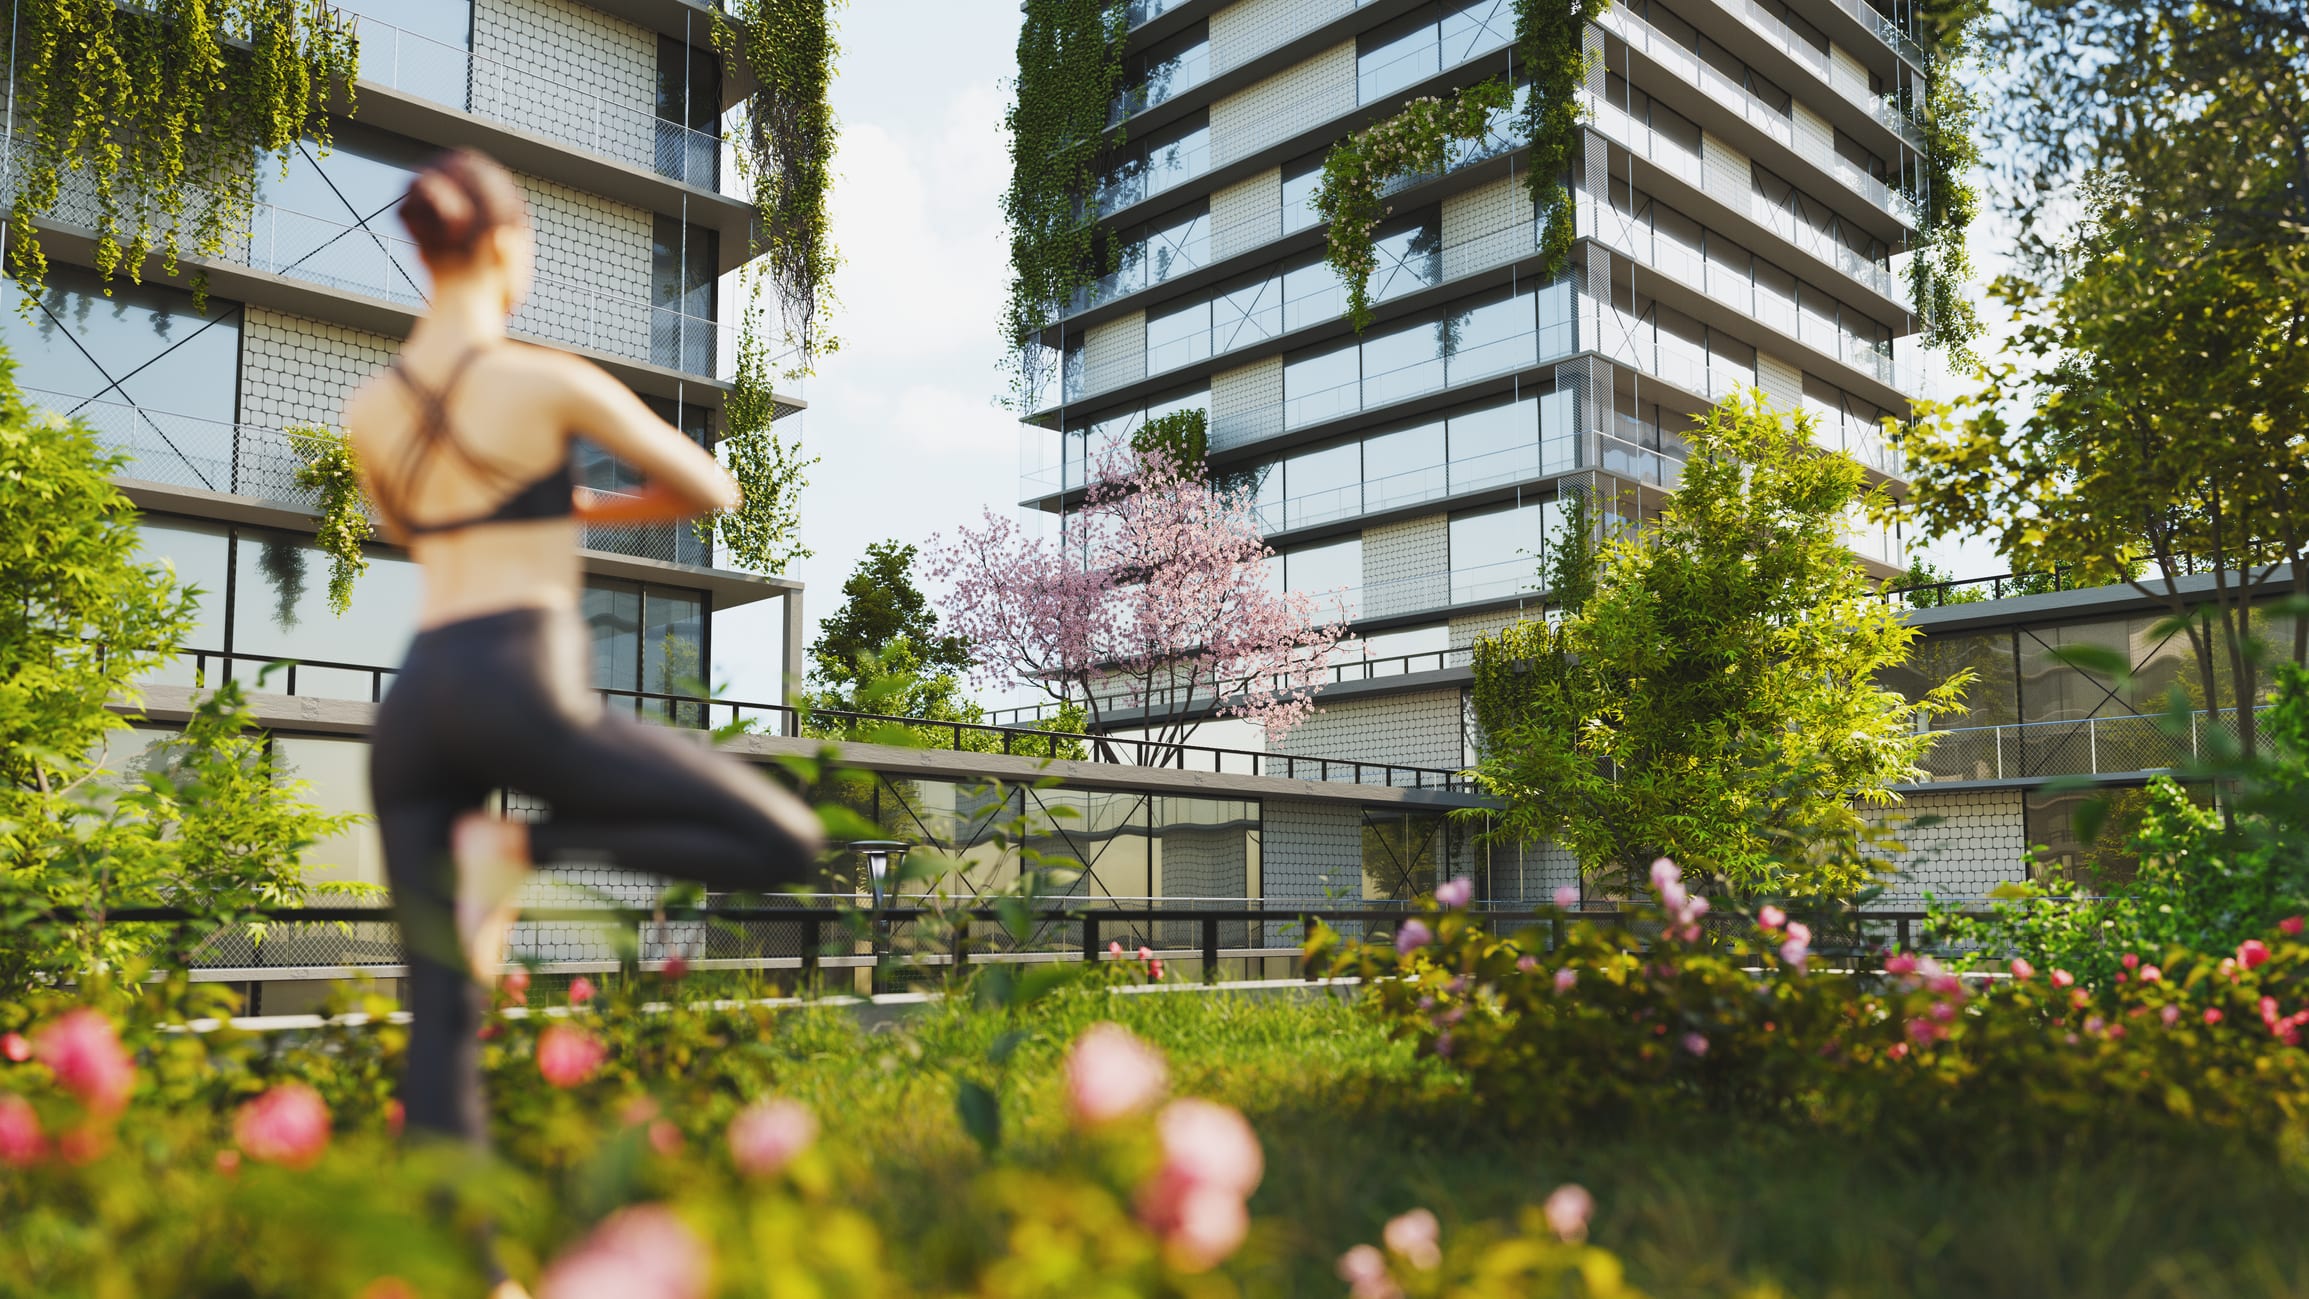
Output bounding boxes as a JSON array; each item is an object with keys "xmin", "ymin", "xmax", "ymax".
[{"xmin": 726, "ymin": 984, "xmax": 2309, "ymax": 1299}]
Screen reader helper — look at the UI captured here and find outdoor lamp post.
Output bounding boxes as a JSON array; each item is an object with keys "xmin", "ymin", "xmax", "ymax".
[{"xmin": 852, "ymin": 840, "xmax": 907, "ymax": 910}]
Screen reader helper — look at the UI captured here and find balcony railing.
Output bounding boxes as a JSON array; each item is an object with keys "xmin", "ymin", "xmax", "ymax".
[
  {"xmin": 1914, "ymin": 708, "xmax": 2270, "ymax": 784},
  {"xmin": 1702, "ymin": 0, "xmax": 1925, "ymax": 151},
  {"xmin": 349, "ymin": 14, "xmax": 725, "ymax": 190},
  {"xmin": 41, "ymin": 389, "xmax": 696, "ymax": 566},
  {"xmin": 1823, "ymin": 0, "xmax": 1929, "ymax": 71}
]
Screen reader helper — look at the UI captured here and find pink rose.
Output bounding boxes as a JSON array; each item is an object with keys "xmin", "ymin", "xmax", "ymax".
[
  {"xmin": 1383, "ymin": 1208, "xmax": 1442, "ymax": 1270},
  {"xmin": 2281, "ymin": 916, "xmax": 2304, "ymax": 937},
  {"xmin": 1, "ymin": 1033, "xmax": 29, "ymax": 1063},
  {"xmin": 0, "ymin": 1095, "xmax": 43, "ymax": 1166},
  {"xmin": 1155, "ymin": 1098, "xmax": 1263, "ymax": 1197},
  {"xmin": 537, "ymin": 1024, "xmax": 607, "ymax": 1088},
  {"xmin": 1516, "ymin": 954, "xmax": 1539, "ymax": 973},
  {"xmin": 1553, "ymin": 967, "xmax": 1578, "ymax": 993},
  {"xmin": 1779, "ymin": 937, "xmax": 1810, "ymax": 973},
  {"xmin": 235, "ymin": 1084, "xmax": 330, "ymax": 1167},
  {"xmin": 2050, "ymin": 969, "xmax": 2075, "ymax": 988},
  {"xmin": 1758, "ymin": 905, "xmax": 1787, "ymax": 932},
  {"xmin": 34, "ymin": 1009, "xmax": 133, "ymax": 1116},
  {"xmin": 1337, "ymin": 1243, "xmax": 1402, "ymax": 1299},
  {"xmin": 1064, "ymin": 1023, "xmax": 1169, "ymax": 1126},
  {"xmin": 2121, "ymin": 953, "xmax": 2140, "ymax": 971},
  {"xmin": 1108, "ymin": 940, "xmax": 1124, "ymax": 959},
  {"xmin": 538, "ymin": 1204, "xmax": 709, "ymax": 1299},
  {"xmin": 2010, "ymin": 959, "xmax": 2034, "ymax": 981},
  {"xmin": 502, "ymin": 968, "xmax": 532, "ymax": 1004},
  {"xmin": 1884, "ymin": 954, "xmax": 1918, "ymax": 976},
  {"xmin": 2239, "ymin": 940, "xmax": 2271, "ymax": 970},
  {"xmin": 1543, "ymin": 1183, "xmax": 1595, "ymax": 1243},
  {"xmin": 1149, "ymin": 1177, "xmax": 1250, "ymax": 1273},
  {"xmin": 1680, "ymin": 1032, "xmax": 1709, "ymax": 1057},
  {"xmin": 2160, "ymin": 1005, "xmax": 2182, "ymax": 1027},
  {"xmin": 568, "ymin": 977, "xmax": 598, "ymax": 1006},
  {"xmin": 2139, "ymin": 965, "xmax": 2162, "ymax": 983},
  {"xmin": 2205, "ymin": 1007, "xmax": 2225, "ymax": 1026},
  {"xmin": 1434, "ymin": 877, "xmax": 1474, "ymax": 910},
  {"xmin": 1138, "ymin": 945, "xmax": 1155, "ymax": 964},
  {"xmin": 660, "ymin": 955, "xmax": 689, "ymax": 982},
  {"xmin": 727, "ymin": 1098, "xmax": 815, "ymax": 1178},
  {"xmin": 1553, "ymin": 886, "xmax": 1580, "ymax": 911},
  {"xmin": 1394, "ymin": 920, "xmax": 1432, "ymax": 955},
  {"xmin": 1137, "ymin": 1100, "xmax": 1263, "ymax": 1272}
]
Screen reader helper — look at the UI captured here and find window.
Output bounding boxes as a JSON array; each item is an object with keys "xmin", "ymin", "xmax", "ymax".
[
  {"xmin": 655, "ymin": 37, "xmax": 723, "ymax": 187},
  {"xmin": 132, "ymin": 519, "xmax": 232, "ymax": 687},
  {"xmin": 1440, "ymin": 0, "xmax": 1516, "ymax": 64},
  {"xmin": 1115, "ymin": 22, "xmax": 1209, "ymax": 121},
  {"xmin": 1145, "ymin": 114, "xmax": 1211, "ymax": 198},
  {"xmin": 1447, "ymin": 396, "xmax": 1539, "ymax": 493},
  {"xmin": 0, "ymin": 265, "xmax": 243, "ymax": 491},
  {"xmin": 330, "ymin": 0, "xmax": 472, "ymax": 106},
  {"xmin": 1362, "ymin": 419, "xmax": 1447, "ymax": 512},
  {"xmin": 1211, "ymin": 274, "xmax": 1283, "ymax": 353},
  {"xmin": 651, "ymin": 216, "xmax": 720, "ymax": 374},
  {"xmin": 1282, "ymin": 255, "xmax": 1347, "ymax": 333},
  {"xmin": 1281, "ymin": 156, "xmax": 1325, "ymax": 234},
  {"xmin": 587, "ymin": 580, "xmax": 644, "ymax": 695},
  {"xmin": 1449, "ymin": 498, "xmax": 1554, "ymax": 604},
  {"xmin": 1284, "ymin": 344, "xmax": 1361, "ymax": 430},
  {"xmin": 1282, "ymin": 537, "xmax": 1363, "ymax": 621},
  {"xmin": 1359, "ymin": 10, "xmax": 1442, "ymax": 102},
  {"xmin": 1282, "ymin": 441, "xmax": 1362, "ymax": 529},
  {"xmin": 642, "ymin": 588, "xmax": 707, "ymax": 724},
  {"xmin": 232, "ymin": 528, "xmax": 427, "ymax": 698},
  {"xmin": 1146, "ymin": 297, "xmax": 1214, "ymax": 374},
  {"xmin": 1368, "ymin": 213, "xmax": 1443, "ymax": 304},
  {"xmin": 1444, "ymin": 290, "xmax": 1537, "ymax": 384},
  {"xmin": 256, "ymin": 122, "xmax": 433, "ymax": 306},
  {"xmin": 1360, "ymin": 317, "xmax": 1446, "ymax": 409}
]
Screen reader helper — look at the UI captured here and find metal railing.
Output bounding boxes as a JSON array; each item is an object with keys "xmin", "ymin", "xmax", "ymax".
[
  {"xmin": 157, "ymin": 649, "xmax": 1474, "ymax": 790},
  {"xmin": 1823, "ymin": 0, "xmax": 1929, "ymax": 70},
  {"xmin": 1884, "ymin": 569, "xmax": 2076, "ymax": 607},
  {"xmin": 1705, "ymin": 0, "xmax": 1925, "ymax": 150},
  {"xmin": 349, "ymin": 14, "xmax": 726, "ymax": 190},
  {"xmin": 1916, "ymin": 707, "xmax": 2271, "ymax": 783}
]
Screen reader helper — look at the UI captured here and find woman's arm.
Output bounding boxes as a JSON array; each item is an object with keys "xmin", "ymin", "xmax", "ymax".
[{"xmin": 555, "ymin": 360, "xmax": 739, "ymax": 522}]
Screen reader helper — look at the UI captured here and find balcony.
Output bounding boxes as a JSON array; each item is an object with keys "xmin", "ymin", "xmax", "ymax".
[
  {"xmin": 349, "ymin": 14, "xmax": 724, "ymax": 191},
  {"xmin": 44, "ymin": 389, "xmax": 700, "ymax": 567},
  {"xmin": 1702, "ymin": 0, "xmax": 1925, "ymax": 151},
  {"xmin": 1912, "ymin": 709, "xmax": 2268, "ymax": 785}
]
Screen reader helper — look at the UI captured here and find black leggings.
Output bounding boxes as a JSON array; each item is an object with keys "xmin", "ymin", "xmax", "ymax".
[{"xmin": 370, "ymin": 607, "xmax": 822, "ymax": 1144}]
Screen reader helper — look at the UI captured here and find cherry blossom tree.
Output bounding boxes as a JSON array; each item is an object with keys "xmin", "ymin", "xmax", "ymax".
[{"xmin": 928, "ymin": 446, "xmax": 1347, "ymax": 753}]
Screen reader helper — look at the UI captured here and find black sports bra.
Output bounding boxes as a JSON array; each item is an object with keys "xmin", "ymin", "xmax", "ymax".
[{"xmin": 371, "ymin": 349, "xmax": 576, "ymax": 538}]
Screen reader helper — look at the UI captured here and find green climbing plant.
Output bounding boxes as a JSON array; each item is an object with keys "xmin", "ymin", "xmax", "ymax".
[
  {"xmin": 1908, "ymin": 0, "xmax": 1985, "ymax": 360},
  {"xmin": 1001, "ymin": 0, "xmax": 1128, "ymax": 407},
  {"xmin": 288, "ymin": 426, "xmax": 371, "ymax": 617},
  {"xmin": 1516, "ymin": 0, "xmax": 1610, "ymax": 280},
  {"xmin": 5, "ymin": 0, "xmax": 358, "ymax": 311},
  {"xmin": 1313, "ymin": 78, "xmax": 1515, "ymax": 331},
  {"xmin": 695, "ymin": 273, "xmax": 817, "ymax": 576},
  {"xmin": 710, "ymin": 0, "xmax": 843, "ymax": 373}
]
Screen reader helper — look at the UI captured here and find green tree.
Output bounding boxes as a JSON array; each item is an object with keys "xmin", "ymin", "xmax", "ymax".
[
  {"xmin": 1469, "ymin": 393, "xmax": 1964, "ymax": 896},
  {"xmin": 0, "ymin": 356, "xmax": 356, "ymax": 993},
  {"xmin": 809, "ymin": 541, "xmax": 971, "ymax": 702}
]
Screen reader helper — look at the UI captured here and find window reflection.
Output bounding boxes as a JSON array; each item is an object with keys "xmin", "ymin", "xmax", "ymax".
[{"xmin": 1449, "ymin": 498, "xmax": 1557, "ymax": 605}]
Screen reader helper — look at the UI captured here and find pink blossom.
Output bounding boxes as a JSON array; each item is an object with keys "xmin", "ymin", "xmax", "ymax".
[
  {"xmin": 0, "ymin": 1033, "xmax": 28, "ymax": 1063},
  {"xmin": 1649, "ymin": 858, "xmax": 1679, "ymax": 891},
  {"xmin": 2160, "ymin": 1005, "xmax": 2182, "ymax": 1027},
  {"xmin": 1337, "ymin": 1243, "xmax": 1402, "ymax": 1299},
  {"xmin": 2205, "ymin": 1008, "xmax": 2225, "ymax": 1026},
  {"xmin": 2121, "ymin": 953, "xmax": 2140, "ymax": 971},
  {"xmin": 1108, "ymin": 940, "xmax": 1124, "ymax": 959},
  {"xmin": 1137, "ymin": 1100, "xmax": 1264, "ymax": 1272},
  {"xmin": 568, "ymin": 977, "xmax": 598, "ymax": 1006},
  {"xmin": 1383, "ymin": 1208, "xmax": 1442, "ymax": 1270},
  {"xmin": 2281, "ymin": 916, "xmax": 2304, "ymax": 937},
  {"xmin": 1758, "ymin": 905, "xmax": 1787, "ymax": 931},
  {"xmin": 538, "ymin": 1204, "xmax": 709, "ymax": 1299},
  {"xmin": 1158, "ymin": 1181, "xmax": 1252, "ymax": 1273},
  {"xmin": 2070, "ymin": 988, "xmax": 2091, "ymax": 1009},
  {"xmin": 1543, "ymin": 1183, "xmax": 1595, "ymax": 1243},
  {"xmin": 1554, "ymin": 886, "xmax": 1580, "ymax": 911},
  {"xmin": 537, "ymin": 1024, "xmax": 607, "ymax": 1088},
  {"xmin": 2084, "ymin": 1015, "xmax": 2106, "ymax": 1036},
  {"xmin": 1154, "ymin": 1099, "xmax": 1263, "ymax": 1197},
  {"xmin": 2050, "ymin": 969, "xmax": 2075, "ymax": 988},
  {"xmin": 1680, "ymin": 1032, "xmax": 1709, "ymax": 1057},
  {"xmin": 1784, "ymin": 921, "xmax": 1811, "ymax": 946},
  {"xmin": 34, "ymin": 1009, "xmax": 132, "ymax": 1116},
  {"xmin": 1516, "ymin": 955, "xmax": 1539, "ymax": 973},
  {"xmin": 1395, "ymin": 920, "xmax": 1433, "ymax": 955},
  {"xmin": 1779, "ymin": 937, "xmax": 1810, "ymax": 973},
  {"xmin": 234, "ymin": 1084, "xmax": 330, "ymax": 1167},
  {"xmin": 1064, "ymin": 1023, "xmax": 1170, "ymax": 1125},
  {"xmin": 2139, "ymin": 965, "xmax": 2162, "ymax": 983},
  {"xmin": 1434, "ymin": 876, "xmax": 1474, "ymax": 910},
  {"xmin": 1554, "ymin": 967, "xmax": 1578, "ymax": 994},
  {"xmin": 1906, "ymin": 1018, "xmax": 1945, "ymax": 1046},
  {"xmin": 650, "ymin": 1118, "xmax": 686, "ymax": 1157},
  {"xmin": 660, "ymin": 955, "xmax": 689, "ymax": 982},
  {"xmin": 727, "ymin": 1098, "xmax": 816, "ymax": 1178},
  {"xmin": 1927, "ymin": 1000, "xmax": 1957, "ymax": 1023},
  {"xmin": 503, "ymin": 967, "xmax": 531, "ymax": 1004},
  {"xmin": 2010, "ymin": 959, "xmax": 2034, "ymax": 981},
  {"xmin": 0, "ymin": 1095, "xmax": 43, "ymax": 1166},
  {"xmin": 1139, "ymin": 945, "xmax": 1155, "ymax": 964},
  {"xmin": 1884, "ymin": 954, "xmax": 1918, "ymax": 976},
  {"xmin": 2240, "ymin": 940, "xmax": 2272, "ymax": 970}
]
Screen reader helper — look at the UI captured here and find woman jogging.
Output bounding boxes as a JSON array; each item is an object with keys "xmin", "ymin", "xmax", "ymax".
[{"xmin": 347, "ymin": 149, "xmax": 823, "ymax": 1153}]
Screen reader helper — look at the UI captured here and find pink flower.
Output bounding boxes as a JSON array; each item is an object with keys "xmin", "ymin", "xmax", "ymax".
[
  {"xmin": 2084, "ymin": 1015, "xmax": 2106, "ymax": 1036},
  {"xmin": 2122, "ymin": 953, "xmax": 2140, "ymax": 971},
  {"xmin": 1064, "ymin": 1022, "xmax": 1169, "ymax": 1125},
  {"xmin": 1553, "ymin": 967, "xmax": 1578, "ymax": 994},
  {"xmin": 1, "ymin": 1033, "xmax": 28, "ymax": 1063},
  {"xmin": 1434, "ymin": 876, "xmax": 1474, "ymax": 910},
  {"xmin": 537, "ymin": 1024, "xmax": 607, "ymax": 1088},
  {"xmin": 1150, "ymin": 958, "xmax": 1165, "ymax": 981},
  {"xmin": 727, "ymin": 1098, "xmax": 816, "ymax": 1178},
  {"xmin": 1108, "ymin": 940, "xmax": 1125, "ymax": 960},
  {"xmin": 1906, "ymin": 1018, "xmax": 1945, "ymax": 1046},
  {"xmin": 1543, "ymin": 1183, "xmax": 1595, "ymax": 1243},
  {"xmin": 2240, "ymin": 940, "xmax": 2272, "ymax": 970},
  {"xmin": 1649, "ymin": 858, "xmax": 1679, "ymax": 891},
  {"xmin": 2205, "ymin": 1008, "xmax": 2225, "ymax": 1026},
  {"xmin": 568, "ymin": 977, "xmax": 598, "ymax": 1006},
  {"xmin": 1927, "ymin": 1000, "xmax": 1957, "ymax": 1023},
  {"xmin": 0, "ymin": 1095, "xmax": 43, "ymax": 1166},
  {"xmin": 1516, "ymin": 955, "xmax": 1539, "ymax": 973},
  {"xmin": 2160, "ymin": 1005, "xmax": 2182, "ymax": 1027},
  {"xmin": 502, "ymin": 967, "xmax": 532, "ymax": 1004},
  {"xmin": 235, "ymin": 1084, "xmax": 330, "ymax": 1168},
  {"xmin": 1394, "ymin": 920, "xmax": 1432, "ymax": 955},
  {"xmin": 1137, "ymin": 1100, "xmax": 1263, "ymax": 1273},
  {"xmin": 34, "ymin": 1009, "xmax": 133, "ymax": 1116},
  {"xmin": 660, "ymin": 955, "xmax": 689, "ymax": 982},
  {"xmin": 1138, "ymin": 945, "xmax": 1154, "ymax": 964},
  {"xmin": 1383, "ymin": 1208, "xmax": 1442, "ymax": 1270},
  {"xmin": 1680, "ymin": 1032, "xmax": 1709, "ymax": 1057},
  {"xmin": 538, "ymin": 1204, "xmax": 709, "ymax": 1299},
  {"xmin": 1553, "ymin": 886, "xmax": 1580, "ymax": 911},
  {"xmin": 2050, "ymin": 969, "xmax": 2075, "ymax": 989},
  {"xmin": 1337, "ymin": 1243, "xmax": 1402, "ymax": 1299},
  {"xmin": 1779, "ymin": 937, "xmax": 1810, "ymax": 973},
  {"xmin": 2009, "ymin": 959, "xmax": 2034, "ymax": 981},
  {"xmin": 1758, "ymin": 905, "xmax": 1787, "ymax": 931},
  {"xmin": 2139, "ymin": 965, "xmax": 2162, "ymax": 983},
  {"xmin": 1884, "ymin": 954, "xmax": 1918, "ymax": 976},
  {"xmin": 1154, "ymin": 1099, "xmax": 1263, "ymax": 1197},
  {"xmin": 2281, "ymin": 916, "xmax": 2304, "ymax": 937}
]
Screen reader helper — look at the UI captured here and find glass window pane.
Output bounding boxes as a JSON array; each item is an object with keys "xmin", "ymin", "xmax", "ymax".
[
  {"xmin": 643, "ymin": 588, "xmax": 706, "ymax": 724},
  {"xmin": 1361, "ymin": 318, "xmax": 1446, "ymax": 409},
  {"xmin": 1284, "ymin": 344, "xmax": 1360, "ymax": 429},
  {"xmin": 272, "ymin": 735, "xmax": 388, "ymax": 887},
  {"xmin": 1444, "ymin": 290, "xmax": 1537, "ymax": 384},
  {"xmin": 1286, "ymin": 536, "xmax": 1362, "ymax": 621},
  {"xmin": 1450, "ymin": 500, "xmax": 1548, "ymax": 604},
  {"xmin": 231, "ymin": 529, "xmax": 423, "ymax": 696},
  {"xmin": 1210, "ymin": 275, "xmax": 1282, "ymax": 354},
  {"xmin": 1281, "ymin": 158, "xmax": 1324, "ymax": 234},
  {"xmin": 1441, "ymin": 0, "xmax": 1516, "ymax": 63},
  {"xmin": 1359, "ymin": 11, "xmax": 1439, "ymax": 102},
  {"xmin": 585, "ymin": 580, "xmax": 643, "ymax": 694},
  {"xmin": 1362, "ymin": 811, "xmax": 1442, "ymax": 900},
  {"xmin": 1448, "ymin": 395, "xmax": 1539, "ymax": 493},
  {"xmin": 1145, "ymin": 118, "xmax": 1211, "ymax": 197},
  {"xmin": 1283, "ymin": 441, "xmax": 1361, "ymax": 528},
  {"xmin": 1146, "ymin": 298, "xmax": 1213, "ymax": 374},
  {"xmin": 1369, "ymin": 217, "xmax": 1442, "ymax": 303},
  {"xmin": 1363, "ymin": 419, "xmax": 1447, "ymax": 512},
  {"xmin": 1146, "ymin": 207, "xmax": 1209, "ymax": 284},
  {"xmin": 1283, "ymin": 256, "xmax": 1347, "ymax": 333},
  {"xmin": 136, "ymin": 518, "xmax": 232, "ymax": 654},
  {"xmin": 336, "ymin": 0, "xmax": 470, "ymax": 50}
]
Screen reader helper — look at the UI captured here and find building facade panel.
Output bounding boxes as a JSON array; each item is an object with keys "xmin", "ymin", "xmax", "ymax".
[
  {"xmin": 471, "ymin": 0, "xmax": 660, "ymax": 169},
  {"xmin": 239, "ymin": 308, "xmax": 403, "ymax": 431},
  {"xmin": 1209, "ymin": 355, "xmax": 1284, "ymax": 450},
  {"xmin": 1209, "ymin": 43, "xmax": 1356, "ymax": 169},
  {"xmin": 1276, "ymin": 689, "xmax": 1462, "ymax": 771},
  {"xmin": 1869, "ymin": 788, "xmax": 2030, "ymax": 903},
  {"xmin": 1362, "ymin": 513, "xmax": 1449, "ymax": 620},
  {"xmin": 1211, "ymin": 168, "xmax": 1283, "ymax": 262},
  {"xmin": 1209, "ymin": 0, "xmax": 1353, "ymax": 76},
  {"xmin": 1259, "ymin": 796, "xmax": 1364, "ymax": 907},
  {"xmin": 1083, "ymin": 312, "xmax": 1149, "ymax": 394}
]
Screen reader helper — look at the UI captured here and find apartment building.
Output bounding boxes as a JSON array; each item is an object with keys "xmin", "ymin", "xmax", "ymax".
[
  {"xmin": 1016, "ymin": 0, "xmax": 1938, "ymax": 896},
  {"xmin": 2, "ymin": 0, "xmax": 804, "ymax": 893}
]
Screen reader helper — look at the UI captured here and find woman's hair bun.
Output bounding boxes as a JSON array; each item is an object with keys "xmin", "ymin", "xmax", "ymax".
[{"xmin": 399, "ymin": 149, "xmax": 528, "ymax": 262}]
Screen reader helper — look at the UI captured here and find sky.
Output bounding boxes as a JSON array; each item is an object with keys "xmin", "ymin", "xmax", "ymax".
[{"xmin": 712, "ymin": 1, "xmax": 2006, "ymax": 703}]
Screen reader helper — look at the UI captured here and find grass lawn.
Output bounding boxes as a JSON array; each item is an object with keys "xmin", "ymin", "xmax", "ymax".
[{"xmin": 736, "ymin": 984, "xmax": 2309, "ymax": 1299}]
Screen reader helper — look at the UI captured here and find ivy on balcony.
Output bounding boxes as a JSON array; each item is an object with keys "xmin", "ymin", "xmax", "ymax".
[
  {"xmin": 1001, "ymin": 0, "xmax": 1128, "ymax": 409},
  {"xmin": 1909, "ymin": 0, "xmax": 1985, "ymax": 360},
  {"xmin": 712, "ymin": 0, "xmax": 842, "ymax": 374},
  {"xmin": 5, "ymin": 0, "xmax": 359, "ymax": 310},
  {"xmin": 1516, "ymin": 0, "xmax": 1612, "ymax": 281}
]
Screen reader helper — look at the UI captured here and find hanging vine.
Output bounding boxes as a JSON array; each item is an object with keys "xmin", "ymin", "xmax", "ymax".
[
  {"xmin": 1516, "ymin": 0, "xmax": 1611, "ymax": 281},
  {"xmin": 1314, "ymin": 78, "xmax": 1515, "ymax": 331},
  {"xmin": 288, "ymin": 426, "xmax": 371, "ymax": 617},
  {"xmin": 1001, "ymin": 0, "xmax": 1128, "ymax": 408},
  {"xmin": 711, "ymin": 0, "xmax": 843, "ymax": 374},
  {"xmin": 1908, "ymin": 1, "xmax": 1985, "ymax": 361},
  {"xmin": 695, "ymin": 269, "xmax": 818, "ymax": 576},
  {"xmin": 6, "ymin": 0, "xmax": 358, "ymax": 310}
]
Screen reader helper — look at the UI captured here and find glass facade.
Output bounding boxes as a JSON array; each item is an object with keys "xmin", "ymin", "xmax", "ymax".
[
  {"xmin": 651, "ymin": 216, "xmax": 720, "ymax": 374},
  {"xmin": 654, "ymin": 35, "xmax": 723, "ymax": 188},
  {"xmin": 254, "ymin": 122, "xmax": 433, "ymax": 305}
]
